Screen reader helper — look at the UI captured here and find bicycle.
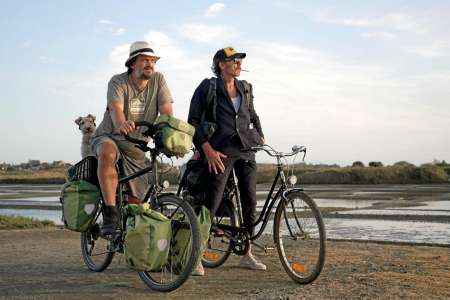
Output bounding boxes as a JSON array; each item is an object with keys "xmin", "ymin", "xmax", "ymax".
[
  {"xmin": 77, "ymin": 121, "xmax": 201, "ymax": 292},
  {"xmin": 179, "ymin": 144, "xmax": 326, "ymax": 284}
]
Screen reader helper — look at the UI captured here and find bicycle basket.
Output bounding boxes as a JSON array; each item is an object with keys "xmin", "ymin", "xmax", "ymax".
[{"xmin": 66, "ymin": 156, "xmax": 99, "ymax": 186}]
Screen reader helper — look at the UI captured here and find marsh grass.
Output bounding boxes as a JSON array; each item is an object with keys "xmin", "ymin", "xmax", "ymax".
[
  {"xmin": 0, "ymin": 168, "xmax": 66, "ymax": 184},
  {"xmin": 0, "ymin": 215, "xmax": 55, "ymax": 230},
  {"xmin": 1, "ymin": 164, "xmax": 449, "ymax": 185}
]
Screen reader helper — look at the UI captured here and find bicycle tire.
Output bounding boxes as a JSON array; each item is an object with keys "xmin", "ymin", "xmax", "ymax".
[
  {"xmin": 80, "ymin": 210, "xmax": 115, "ymax": 272},
  {"xmin": 138, "ymin": 194, "xmax": 201, "ymax": 292},
  {"xmin": 202, "ymin": 199, "xmax": 238, "ymax": 268},
  {"xmin": 274, "ymin": 190, "xmax": 326, "ymax": 284}
]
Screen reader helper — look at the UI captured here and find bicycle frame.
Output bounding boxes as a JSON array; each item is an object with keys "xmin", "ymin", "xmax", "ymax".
[
  {"xmin": 219, "ymin": 155, "xmax": 303, "ymax": 242},
  {"xmin": 116, "ymin": 148, "xmax": 182, "ymax": 209}
]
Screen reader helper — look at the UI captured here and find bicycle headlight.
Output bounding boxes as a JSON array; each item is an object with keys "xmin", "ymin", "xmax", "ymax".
[
  {"xmin": 162, "ymin": 180, "xmax": 170, "ymax": 189},
  {"xmin": 288, "ymin": 175, "xmax": 297, "ymax": 185}
]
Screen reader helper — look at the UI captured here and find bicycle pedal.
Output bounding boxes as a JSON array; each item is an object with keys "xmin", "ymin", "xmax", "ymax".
[{"xmin": 251, "ymin": 241, "xmax": 275, "ymax": 253}]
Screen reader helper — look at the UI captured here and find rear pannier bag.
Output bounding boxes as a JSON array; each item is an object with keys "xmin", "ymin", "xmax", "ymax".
[
  {"xmin": 124, "ymin": 204, "xmax": 172, "ymax": 271},
  {"xmin": 171, "ymin": 206, "xmax": 211, "ymax": 270},
  {"xmin": 60, "ymin": 180, "xmax": 100, "ymax": 232},
  {"xmin": 154, "ymin": 115, "xmax": 195, "ymax": 157}
]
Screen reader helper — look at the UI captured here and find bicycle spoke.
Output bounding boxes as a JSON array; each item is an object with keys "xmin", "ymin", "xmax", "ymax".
[{"xmin": 274, "ymin": 191, "xmax": 326, "ymax": 284}]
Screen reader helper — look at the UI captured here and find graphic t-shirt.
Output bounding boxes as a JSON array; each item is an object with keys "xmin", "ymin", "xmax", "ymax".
[{"xmin": 94, "ymin": 72, "xmax": 173, "ymax": 158}]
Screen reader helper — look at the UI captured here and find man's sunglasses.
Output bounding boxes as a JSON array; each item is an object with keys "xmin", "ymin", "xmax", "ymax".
[{"xmin": 225, "ymin": 58, "xmax": 243, "ymax": 64}]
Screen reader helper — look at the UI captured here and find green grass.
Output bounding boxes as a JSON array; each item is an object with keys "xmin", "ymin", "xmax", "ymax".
[{"xmin": 0, "ymin": 215, "xmax": 55, "ymax": 230}]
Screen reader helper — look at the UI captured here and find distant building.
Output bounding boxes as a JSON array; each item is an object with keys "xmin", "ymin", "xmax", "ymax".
[
  {"xmin": 52, "ymin": 161, "xmax": 65, "ymax": 167},
  {"xmin": 28, "ymin": 160, "xmax": 41, "ymax": 167}
]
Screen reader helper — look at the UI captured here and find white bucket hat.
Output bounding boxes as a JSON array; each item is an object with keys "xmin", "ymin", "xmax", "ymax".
[{"xmin": 125, "ymin": 41, "xmax": 160, "ymax": 67}]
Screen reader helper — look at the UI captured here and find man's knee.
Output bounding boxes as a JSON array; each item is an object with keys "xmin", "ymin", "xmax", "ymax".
[{"xmin": 97, "ymin": 142, "xmax": 118, "ymax": 166}]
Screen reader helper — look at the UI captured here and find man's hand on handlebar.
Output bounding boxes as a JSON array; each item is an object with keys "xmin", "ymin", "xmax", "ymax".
[
  {"xmin": 119, "ymin": 120, "xmax": 136, "ymax": 135},
  {"xmin": 201, "ymin": 142, "xmax": 227, "ymax": 174}
]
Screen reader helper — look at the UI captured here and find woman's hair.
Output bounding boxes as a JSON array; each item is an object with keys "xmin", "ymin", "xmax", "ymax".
[{"xmin": 211, "ymin": 59, "xmax": 221, "ymax": 77}]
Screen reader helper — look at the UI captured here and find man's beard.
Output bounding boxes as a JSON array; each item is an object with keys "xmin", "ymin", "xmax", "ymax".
[{"xmin": 136, "ymin": 69, "xmax": 152, "ymax": 80}]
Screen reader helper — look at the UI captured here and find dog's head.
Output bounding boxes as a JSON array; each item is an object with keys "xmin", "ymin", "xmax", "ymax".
[{"xmin": 75, "ymin": 114, "xmax": 96, "ymax": 135}]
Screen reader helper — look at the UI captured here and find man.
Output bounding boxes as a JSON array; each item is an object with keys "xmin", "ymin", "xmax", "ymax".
[
  {"xmin": 188, "ymin": 47, "xmax": 266, "ymax": 275},
  {"xmin": 91, "ymin": 41, "xmax": 174, "ymax": 236}
]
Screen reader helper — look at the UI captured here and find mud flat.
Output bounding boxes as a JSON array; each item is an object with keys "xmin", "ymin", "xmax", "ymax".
[{"xmin": 0, "ymin": 228, "xmax": 449, "ymax": 299}]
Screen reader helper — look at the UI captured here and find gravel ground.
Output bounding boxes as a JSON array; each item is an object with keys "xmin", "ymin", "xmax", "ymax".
[{"xmin": 0, "ymin": 228, "xmax": 449, "ymax": 299}]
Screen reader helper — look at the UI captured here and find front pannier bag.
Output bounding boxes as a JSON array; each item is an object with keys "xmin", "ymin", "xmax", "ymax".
[
  {"xmin": 171, "ymin": 206, "xmax": 211, "ymax": 270},
  {"xmin": 154, "ymin": 115, "xmax": 195, "ymax": 157},
  {"xmin": 60, "ymin": 180, "xmax": 100, "ymax": 232},
  {"xmin": 124, "ymin": 204, "xmax": 172, "ymax": 271}
]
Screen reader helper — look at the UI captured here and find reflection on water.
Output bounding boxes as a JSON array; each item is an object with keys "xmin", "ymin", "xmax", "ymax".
[
  {"xmin": 336, "ymin": 209, "xmax": 450, "ymax": 216},
  {"xmin": 257, "ymin": 198, "xmax": 387, "ymax": 209},
  {"xmin": 0, "ymin": 196, "xmax": 59, "ymax": 203},
  {"xmin": 397, "ymin": 201, "xmax": 450, "ymax": 210},
  {"xmin": 255, "ymin": 218, "xmax": 450, "ymax": 245},
  {"xmin": 325, "ymin": 219, "xmax": 450, "ymax": 245}
]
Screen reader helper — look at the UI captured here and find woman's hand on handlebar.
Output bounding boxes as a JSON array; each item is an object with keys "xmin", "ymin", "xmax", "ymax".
[{"xmin": 119, "ymin": 120, "xmax": 135, "ymax": 135}]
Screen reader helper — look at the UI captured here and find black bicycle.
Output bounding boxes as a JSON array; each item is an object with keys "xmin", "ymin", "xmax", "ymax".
[
  {"xmin": 179, "ymin": 144, "xmax": 326, "ymax": 284},
  {"xmin": 77, "ymin": 121, "xmax": 201, "ymax": 292}
]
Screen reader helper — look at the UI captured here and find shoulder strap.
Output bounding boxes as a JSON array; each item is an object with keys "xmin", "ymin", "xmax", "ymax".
[
  {"xmin": 201, "ymin": 77, "xmax": 217, "ymax": 123},
  {"xmin": 240, "ymin": 80, "xmax": 253, "ymax": 109}
]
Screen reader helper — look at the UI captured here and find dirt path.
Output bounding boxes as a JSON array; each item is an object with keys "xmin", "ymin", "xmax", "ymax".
[{"xmin": 0, "ymin": 228, "xmax": 449, "ymax": 299}]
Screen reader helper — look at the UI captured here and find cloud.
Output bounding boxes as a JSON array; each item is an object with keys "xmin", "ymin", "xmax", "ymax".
[
  {"xmin": 23, "ymin": 41, "xmax": 32, "ymax": 47},
  {"xmin": 361, "ymin": 31, "xmax": 397, "ymax": 41},
  {"xmin": 112, "ymin": 28, "xmax": 126, "ymax": 36},
  {"xmin": 232, "ymin": 40, "xmax": 450, "ymax": 164},
  {"xmin": 38, "ymin": 56, "xmax": 55, "ymax": 64},
  {"xmin": 109, "ymin": 43, "xmax": 130, "ymax": 71},
  {"xmin": 98, "ymin": 19, "xmax": 113, "ymax": 25},
  {"xmin": 178, "ymin": 23, "xmax": 239, "ymax": 43},
  {"xmin": 314, "ymin": 10, "xmax": 450, "ymax": 58},
  {"xmin": 109, "ymin": 31, "xmax": 201, "ymax": 72},
  {"xmin": 205, "ymin": 2, "xmax": 225, "ymax": 17},
  {"xmin": 97, "ymin": 19, "xmax": 126, "ymax": 36},
  {"xmin": 316, "ymin": 13, "xmax": 421, "ymax": 32},
  {"xmin": 405, "ymin": 44, "xmax": 442, "ymax": 58}
]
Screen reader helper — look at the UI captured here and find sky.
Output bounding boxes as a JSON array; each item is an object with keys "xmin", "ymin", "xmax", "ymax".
[{"xmin": 1, "ymin": 0, "xmax": 449, "ymax": 166}]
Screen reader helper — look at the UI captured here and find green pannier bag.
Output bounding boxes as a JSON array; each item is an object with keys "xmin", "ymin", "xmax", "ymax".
[
  {"xmin": 60, "ymin": 180, "xmax": 101, "ymax": 232},
  {"xmin": 154, "ymin": 114, "xmax": 195, "ymax": 157},
  {"xmin": 124, "ymin": 204, "xmax": 172, "ymax": 271},
  {"xmin": 171, "ymin": 206, "xmax": 211, "ymax": 270}
]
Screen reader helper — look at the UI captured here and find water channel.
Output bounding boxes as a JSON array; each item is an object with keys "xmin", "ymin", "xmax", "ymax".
[{"xmin": 1, "ymin": 184, "xmax": 449, "ymax": 245}]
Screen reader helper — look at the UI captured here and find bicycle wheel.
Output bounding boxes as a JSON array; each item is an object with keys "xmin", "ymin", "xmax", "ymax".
[
  {"xmin": 202, "ymin": 199, "xmax": 237, "ymax": 268},
  {"xmin": 80, "ymin": 211, "xmax": 115, "ymax": 272},
  {"xmin": 274, "ymin": 190, "xmax": 326, "ymax": 284},
  {"xmin": 138, "ymin": 194, "xmax": 200, "ymax": 292}
]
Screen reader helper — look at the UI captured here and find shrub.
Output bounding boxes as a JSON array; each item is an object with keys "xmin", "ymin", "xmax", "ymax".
[
  {"xmin": 393, "ymin": 161, "xmax": 415, "ymax": 167},
  {"xmin": 352, "ymin": 161, "xmax": 365, "ymax": 167},
  {"xmin": 368, "ymin": 161, "xmax": 383, "ymax": 167}
]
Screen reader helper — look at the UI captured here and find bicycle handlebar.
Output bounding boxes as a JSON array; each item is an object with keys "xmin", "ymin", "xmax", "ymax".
[
  {"xmin": 251, "ymin": 144, "xmax": 306, "ymax": 159},
  {"xmin": 123, "ymin": 121, "xmax": 156, "ymax": 148}
]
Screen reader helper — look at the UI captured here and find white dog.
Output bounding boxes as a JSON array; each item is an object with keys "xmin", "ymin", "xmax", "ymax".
[{"xmin": 75, "ymin": 114, "xmax": 96, "ymax": 158}]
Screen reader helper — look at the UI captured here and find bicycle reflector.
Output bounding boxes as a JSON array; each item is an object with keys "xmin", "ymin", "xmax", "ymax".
[
  {"xmin": 291, "ymin": 262, "xmax": 305, "ymax": 273},
  {"xmin": 204, "ymin": 251, "xmax": 220, "ymax": 260}
]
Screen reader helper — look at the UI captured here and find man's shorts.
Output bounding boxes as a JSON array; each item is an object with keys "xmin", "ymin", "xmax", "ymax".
[{"xmin": 91, "ymin": 135, "xmax": 151, "ymax": 200}]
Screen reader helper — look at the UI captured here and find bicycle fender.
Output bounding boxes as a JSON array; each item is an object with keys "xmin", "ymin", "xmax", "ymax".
[{"xmin": 281, "ymin": 188, "xmax": 304, "ymax": 201}]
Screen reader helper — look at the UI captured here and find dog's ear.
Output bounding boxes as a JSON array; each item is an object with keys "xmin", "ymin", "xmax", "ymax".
[
  {"xmin": 87, "ymin": 114, "xmax": 96, "ymax": 121},
  {"xmin": 75, "ymin": 117, "xmax": 82, "ymax": 125}
]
